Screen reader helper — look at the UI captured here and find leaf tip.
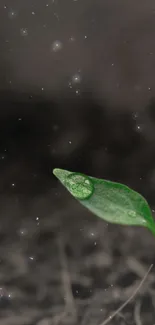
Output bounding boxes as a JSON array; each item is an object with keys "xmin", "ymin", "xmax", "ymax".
[
  {"xmin": 53, "ymin": 168, "xmax": 61, "ymax": 178},
  {"xmin": 53, "ymin": 168, "xmax": 71, "ymax": 185}
]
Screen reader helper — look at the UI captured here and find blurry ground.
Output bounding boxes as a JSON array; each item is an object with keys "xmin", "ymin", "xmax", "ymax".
[
  {"xmin": 0, "ymin": 94, "xmax": 154, "ymax": 325},
  {"xmin": 1, "ymin": 0, "xmax": 155, "ymax": 324}
]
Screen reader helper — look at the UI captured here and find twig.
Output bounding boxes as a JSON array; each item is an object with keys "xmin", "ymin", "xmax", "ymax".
[
  {"xmin": 99, "ymin": 263, "xmax": 153, "ymax": 325},
  {"xmin": 52, "ymin": 236, "xmax": 77, "ymax": 325},
  {"xmin": 134, "ymin": 300, "xmax": 142, "ymax": 325}
]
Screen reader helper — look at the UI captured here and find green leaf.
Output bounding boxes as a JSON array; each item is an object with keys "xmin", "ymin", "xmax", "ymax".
[{"xmin": 53, "ymin": 168, "xmax": 155, "ymax": 237}]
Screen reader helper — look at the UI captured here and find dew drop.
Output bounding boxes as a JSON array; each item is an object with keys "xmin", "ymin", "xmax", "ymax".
[
  {"xmin": 132, "ymin": 111, "xmax": 139, "ymax": 120},
  {"xmin": 68, "ymin": 82, "xmax": 72, "ymax": 89},
  {"xmin": 69, "ymin": 36, "xmax": 75, "ymax": 42},
  {"xmin": 19, "ymin": 228, "xmax": 27, "ymax": 236},
  {"xmin": 136, "ymin": 124, "xmax": 143, "ymax": 133},
  {"xmin": 20, "ymin": 28, "xmax": 28, "ymax": 36},
  {"xmin": 51, "ymin": 40, "xmax": 63, "ymax": 52},
  {"xmin": 65, "ymin": 173, "xmax": 94, "ymax": 200},
  {"xmin": 8, "ymin": 10, "xmax": 17, "ymax": 19},
  {"xmin": 72, "ymin": 73, "xmax": 81, "ymax": 84},
  {"xmin": 75, "ymin": 89, "xmax": 80, "ymax": 95}
]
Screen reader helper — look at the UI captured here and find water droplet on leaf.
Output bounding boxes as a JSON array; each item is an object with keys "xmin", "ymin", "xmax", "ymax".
[
  {"xmin": 65, "ymin": 173, "xmax": 94, "ymax": 200},
  {"xmin": 53, "ymin": 168, "xmax": 155, "ymax": 237}
]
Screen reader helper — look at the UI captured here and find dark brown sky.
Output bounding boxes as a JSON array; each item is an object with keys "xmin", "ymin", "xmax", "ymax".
[{"xmin": 1, "ymin": 0, "xmax": 155, "ymax": 110}]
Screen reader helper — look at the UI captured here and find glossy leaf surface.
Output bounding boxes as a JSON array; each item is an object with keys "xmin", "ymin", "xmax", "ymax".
[{"xmin": 53, "ymin": 168, "xmax": 155, "ymax": 236}]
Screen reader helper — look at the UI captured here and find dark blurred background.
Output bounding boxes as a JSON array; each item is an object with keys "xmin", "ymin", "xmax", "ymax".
[{"xmin": 1, "ymin": 0, "xmax": 155, "ymax": 324}]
